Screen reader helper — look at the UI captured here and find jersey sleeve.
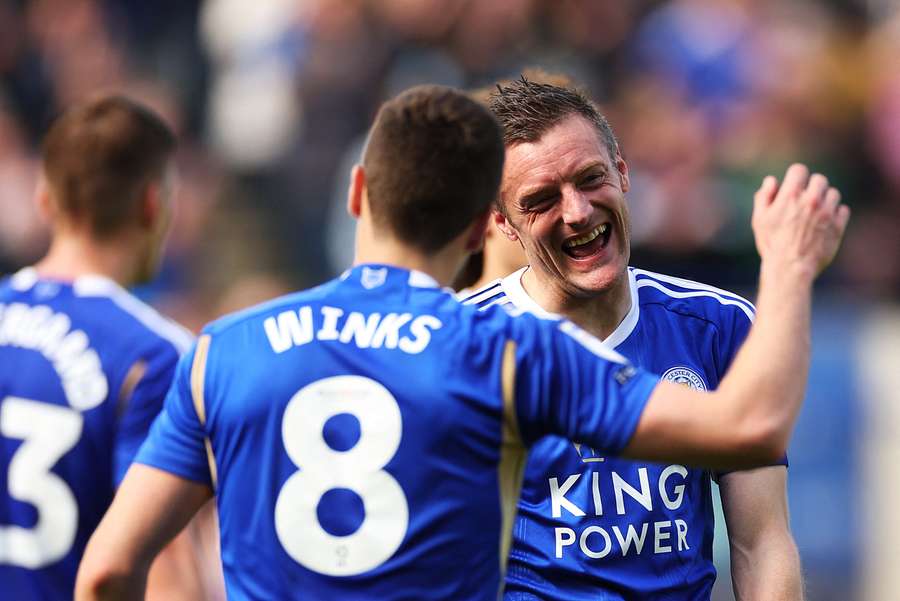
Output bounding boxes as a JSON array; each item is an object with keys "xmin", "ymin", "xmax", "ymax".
[
  {"xmin": 511, "ymin": 315, "xmax": 659, "ymax": 454},
  {"xmin": 112, "ymin": 345, "xmax": 180, "ymax": 485},
  {"xmin": 134, "ymin": 342, "xmax": 213, "ymax": 486}
]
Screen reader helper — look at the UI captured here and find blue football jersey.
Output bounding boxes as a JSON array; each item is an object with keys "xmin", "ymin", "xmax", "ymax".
[
  {"xmin": 463, "ymin": 266, "xmax": 776, "ymax": 601},
  {"xmin": 135, "ymin": 264, "xmax": 660, "ymax": 601},
  {"xmin": 0, "ymin": 268, "xmax": 191, "ymax": 600}
]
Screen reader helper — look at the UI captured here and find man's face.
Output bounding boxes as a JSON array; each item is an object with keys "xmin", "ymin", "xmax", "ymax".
[{"xmin": 497, "ymin": 114, "xmax": 631, "ymax": 298}]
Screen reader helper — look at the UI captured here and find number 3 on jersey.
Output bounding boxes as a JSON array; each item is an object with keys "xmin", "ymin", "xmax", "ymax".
[
  {"xmin": 1, "ymin": 396, "xmax": 83, "ymax": 568},
  {"xmin": 274, "ymin": 375, "xmax": 409, "ymax": 576}
]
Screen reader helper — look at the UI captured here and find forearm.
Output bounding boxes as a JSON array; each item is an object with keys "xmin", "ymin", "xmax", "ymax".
[
  {"xmin": 76, "ymin": 466, "xmax": 213, "ymax": 601},
  {"xmin": 730, "ymin": 529, "xmax": 804, "ymax": 601},
  {"xmin": 716, "ymin": 260, "xmax": 813, "ymax": 454}
]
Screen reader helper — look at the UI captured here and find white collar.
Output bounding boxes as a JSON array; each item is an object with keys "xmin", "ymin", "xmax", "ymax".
[
  {"xmin": 500, "ymin": 266, "xmax": 640, "ymax": 349},
  {"xmin": 9, "ymin": 267, "xmax": 123, "ymax": 297},
  {"xmin": 407, "ymin": 270, "xmax": 439, "ymax": 289},
  {"xmin": 10, "ymin": 267, "xmax": 39, "ymax": 291},
  {"xmin": 339, "ymin": 265, "xmax": 440, "ymax": 289}
]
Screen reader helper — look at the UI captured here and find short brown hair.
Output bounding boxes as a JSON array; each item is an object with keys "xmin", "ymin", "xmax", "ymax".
[
  {"xmin": 469, "ymin": 68, "xmax": 577, "ymax": 107},
  {"xmin": 42, "ymin": 95, "xmax": 176, "ymax": 237},
  {"xmin": 363, "ymin": 85, "xmax": 504, "ymax": 253},
  {"xmin": 489, "ymin": 76, "xmax": 618, "ymax": 160}
]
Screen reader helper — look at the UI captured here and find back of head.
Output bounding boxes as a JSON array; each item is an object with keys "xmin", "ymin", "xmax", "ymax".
[
  {"xmin": 488, "ymin": 76, "xmax": 618, "ymax": 160},
  {"xmin": 42, "ymin": 95, "xmax": 176, "ymax": 238},
  {"xmin": 363, "ymin": 85, "xmax": 504, "ymax": 254}
]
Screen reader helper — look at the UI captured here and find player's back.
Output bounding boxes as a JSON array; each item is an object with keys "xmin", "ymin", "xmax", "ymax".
[
  {"xmin": 0, "ymin": 268, "xmax": 190, "ymax": 600},
  {"xmin": 164, "ymin": 265, "xmax": 513, "ymax": 599},
  {"xmin": 135, "ymin": 263, "xmax": 655, "ymax": 600}
]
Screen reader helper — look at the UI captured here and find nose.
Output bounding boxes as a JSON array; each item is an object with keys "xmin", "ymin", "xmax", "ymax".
[{"xmin": 559, "ymin": 185, "xmax": 593, "ymax": 229}]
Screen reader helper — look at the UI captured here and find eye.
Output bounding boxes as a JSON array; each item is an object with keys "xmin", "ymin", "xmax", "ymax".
[
  {"xmin": 579, "ymin": 173, "xmax": 606, "ymax": 188},
  {"xmin": 520, "ymin": 192, "xmax": 558, "ymax": 213}
]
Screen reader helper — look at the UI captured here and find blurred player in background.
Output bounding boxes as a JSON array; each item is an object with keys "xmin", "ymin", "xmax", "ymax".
[
  {"xmin": 464, "ymin": 77, "xmax": 805, "ymax": 600},
  {"xmin": 0, "ymin": 96, "xmax": 206, "ymax": 600},
  {"xmin": 76, "ymin": 85, "xmax": 846, "ymax": 600}
]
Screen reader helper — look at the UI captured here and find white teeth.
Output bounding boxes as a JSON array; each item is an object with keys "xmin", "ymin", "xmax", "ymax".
[{"xmin": 564, "ymin": 225, "xmax": 608, "ymax": 249}]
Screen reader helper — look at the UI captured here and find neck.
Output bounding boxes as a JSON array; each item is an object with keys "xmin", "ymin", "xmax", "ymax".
[
  {"xmin": 353, "ymin": 229, "xmax": 464, "ymax": 288},
  {"xmin": 522, "ymin": 268, "xmax": 632, "ymax": 341},
  {"xmin": 34, "ymin": 232, "xmax": 140, "ymax": 287}
]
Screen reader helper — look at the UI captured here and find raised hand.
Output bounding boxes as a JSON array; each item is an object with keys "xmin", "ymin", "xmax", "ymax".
[{"xmin": 752, "ymin": 163, "xmax": 850, "ymax": 281}]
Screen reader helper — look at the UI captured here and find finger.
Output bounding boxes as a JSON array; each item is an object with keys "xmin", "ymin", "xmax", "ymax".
[
  {"xmin": 777, "ymin": 163, "xmax": 810, "ymax": 201},
  {"xmin": 754, "ymin": 175, "xmax": 779, "ymax": 209},
  {"xmin": 822, "ymin": 187, "xmax": 841, "ymax": 214},
  {"xmin": 804, "ymin": 173, "xmax": 829, "ymax": 209},
  {"xmin": 835, "ymin": 204, "xmax": 851, "ymax": 233}
]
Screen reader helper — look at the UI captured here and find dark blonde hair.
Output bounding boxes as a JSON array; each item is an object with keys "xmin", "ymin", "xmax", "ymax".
[{"xmin": 42, "ymin": 95, "xmax": 175, "ymax": 237}]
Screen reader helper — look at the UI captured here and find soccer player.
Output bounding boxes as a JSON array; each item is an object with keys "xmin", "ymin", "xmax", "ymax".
[
  {"xmin": 464, "ymin": 77, "xmax": 810, "ymax": 599},
  {"xmin": 0, "ymin": 96, "xmax": 203, "ymax": 599},
  {"xmin": 76, "ymin": 85, "xmax": 846, "ymax": 601}
]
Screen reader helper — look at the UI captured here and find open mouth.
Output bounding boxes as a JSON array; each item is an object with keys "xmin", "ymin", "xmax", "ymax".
[{"xmin": 562, "ymin": 223, "xmax": 612, "ymax": 259}]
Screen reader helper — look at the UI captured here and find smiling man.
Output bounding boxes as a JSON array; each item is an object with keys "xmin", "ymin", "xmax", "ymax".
[{"xmin": 464, "ymin": 78, "xmax": 806, "ymax": 600}]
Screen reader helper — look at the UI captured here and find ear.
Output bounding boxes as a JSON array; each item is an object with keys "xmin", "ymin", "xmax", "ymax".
[
  {"xmin": 492, "ymin": 208, "xmax": 519, "ymax": 243},
  {"xmin": 464, "ymin": 210, "xmax": 491, "ymax": 252},
  {"xmin": 35, "ymin": 176, "xmax": 54, "ymax": 223},
  {"xmin": 347, "ymin": 164, "xmax": 366, "ymax": 219},
  {"xmin": 139, "ymin": 182, "xmax": 162, "ymax": 230},
  {"xmin": 615, "ymin": 151, "xmax": 630, "ymax": 194}
]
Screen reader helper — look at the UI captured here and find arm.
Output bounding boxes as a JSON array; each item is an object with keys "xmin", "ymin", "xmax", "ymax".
[
  {"xmin": 108, "ymin": 349, "xmax": 216, "ymax": 600},
  {"xmin": 621, "ymin": 164, "xmax": 849, "ymax": 469},
  {"xmin": 76, "ymin": 465, "xmax": 213, "ymax": 601},
  {"xmin": 82, "ymin": 338, "xmax": 221, "ymax": 600},
  {"xmin": 145, "ymin": 510, "xmax": 211, "ymax": 601},
  {"xmin": 720, "ymin": 467, "xmax": 803, "ymax": 601}
]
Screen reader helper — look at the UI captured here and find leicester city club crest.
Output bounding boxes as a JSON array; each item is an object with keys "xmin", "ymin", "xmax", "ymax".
[
  {"xmin": 361, "ymin": 266, "xmax": 388, "ymax": 289},
  {"xmin": 661, "ymin": 366, "xmax": 707, "ymax": 391}
]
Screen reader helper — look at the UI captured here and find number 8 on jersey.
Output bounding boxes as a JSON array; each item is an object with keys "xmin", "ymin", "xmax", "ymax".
[{"xmin": 274, "ymin": 375, "xmax": 409, "ymax": 576}]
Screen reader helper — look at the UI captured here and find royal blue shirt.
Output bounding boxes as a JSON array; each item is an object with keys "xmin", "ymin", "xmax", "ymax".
[
  {"xmin": 464, "ymin": 266, "xmax": 779, "ymax": 601},
  {"xmin": 136, "ymin": 264, "xmax": 660, "ymax": 600},
  {"xmin": 0, "ymin": 268, "xmax": 191, "ymax": 600}
]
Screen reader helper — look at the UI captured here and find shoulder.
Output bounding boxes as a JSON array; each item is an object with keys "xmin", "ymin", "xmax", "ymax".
[
  {"xmin": 459, "ymin": 267, "xmax": 536, "ymax": 318},
  {"xmin": 631, "ymin": 268, "xmax": 755, "ymax": 327},
  {"xmin": 201, "ymin": 278, "xmax": 341, "ymax": 338},
  {"xmin": 72, "ymin": 275, "xmax": 193, "ymax": 356}
]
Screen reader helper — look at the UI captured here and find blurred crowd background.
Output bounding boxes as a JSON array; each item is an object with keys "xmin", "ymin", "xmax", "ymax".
[{"xmin": 1, "ymin": 0, "xmax": 898, "ymax": 599}]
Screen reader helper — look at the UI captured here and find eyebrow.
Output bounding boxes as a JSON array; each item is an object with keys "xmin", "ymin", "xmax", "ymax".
[
  {"xmin": 518, "ymin": 184, "xmax": 558, "ymax": 208},
  {"xmin": 572, "ymin": 161, "xmax": 608, "ymax": 180},
  {"xmin": 516, "ymin": 161, "xmax": 609, "ymax": 208}
]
